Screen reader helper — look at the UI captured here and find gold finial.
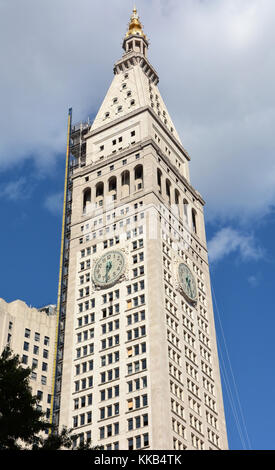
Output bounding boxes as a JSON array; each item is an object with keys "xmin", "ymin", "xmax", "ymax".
[{"xmin": 125, "ymin": 6, "xmax": 146, "ymax": 39}]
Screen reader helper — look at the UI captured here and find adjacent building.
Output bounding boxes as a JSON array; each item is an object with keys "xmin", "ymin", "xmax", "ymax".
[{"xmin": 0, "ymin": 298, "xmax": 56, "ymax": 422}]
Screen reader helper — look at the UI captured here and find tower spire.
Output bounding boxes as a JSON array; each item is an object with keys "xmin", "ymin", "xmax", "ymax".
[
  {"xmin": 125, "ymin": 6, "xmax": 147, "ymax": 39},
  {"xmin": 123, "ymin": 6, "xmax": 148, "ymax": 56}
]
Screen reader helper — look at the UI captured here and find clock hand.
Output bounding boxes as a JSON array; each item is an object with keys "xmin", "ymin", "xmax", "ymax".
[
  {"xmin": 186, "ymin": 276, "xmax": 192, "ymax": 295},
  {"xmin": 105, "ymin": 261, "xmax": 112, "ymax": 282}
]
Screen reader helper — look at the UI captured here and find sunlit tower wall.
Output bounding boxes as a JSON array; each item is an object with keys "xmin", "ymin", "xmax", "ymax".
[{"xmin": 51, "ymin": 9, "xmax": 228, "ymax": 451}]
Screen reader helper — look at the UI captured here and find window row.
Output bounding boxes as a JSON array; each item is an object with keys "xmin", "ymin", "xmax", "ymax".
[
  {"xmin": 157, "ymin": 168, "xmax": 198, "ymax": 234},
  {"xmin": 73, "ymin": 393, "xmax": 93, "ymax": 410},
  {"xmin": 100, "ymin": 385, "xmax": 120, "ymax": 402},
  {"xmin": 73, "ymin": 412, "xmax": 92, "ymax": 428},
  {"xmin": 75, "ymin": 359, "xmax": 94, "ymax": 376},
  {"xmin": 101, "ymin": 318, "xmax": 120, "ymax": 335},
  {"xmin": 82, "ymin": 164, "xmax": 144, "ymax": 212},
  {"xmin": 172, "ymin": 418, "xmax": 186, "ymax": 439},
  {"xmin": 76, "ymin": 343, "xmax": 94, "ymax": 359},
  {"xmin": 79, "ymin": 224, "xmax": 144, "ymax": 245},
  {"xmin": 99, "ymin": 402, "xmax": 119, "ymax": 420},
  {"xmin": 76, "ymin": 328, "xmax": 94, "ymax": 343},
  {"xmin": 98, "ymin": 129, "xmax": 136, "ymax": 152},
  {"xmin": 102, "ymin": 304, "xmax": 120, "ymax": 318},
  {"xmin": 127, "ymin": 394, "xmax": 148, "ymax": 411},
  {"xmin": 171, "ymin": 398, "xmax": 185, "ymax": 419},
  {"xmin": 80, "ymin": 246, "xmax": 96, "ymax": 258},
  {"xmin": 126, "ymin": 279, "xmax": 145, "ymax": 295},
  {"xmin": 82, "ymin": 200, "xmax": 143, "ymax": 231},
  {"xmin": 127, "ymin": 358, "xmax": 147, "ymax": 376},
  {"xmin": 168, "ymin": 346, "xmax": 181, "ymax": 366},
  {"xmin": 126, "ymin": 325, "xmax": 146, "ymax": 341},
  {"xmin": 132, "ymin": 265, "xmax": 145, "ymax": 278},
  {"xmin": 190, "ymin": 413, "xmax": 203, "ymax": 434},
  {"xmin": 170, "ymin": 379, "xmax": 184, "ymax": 402},
  {"xmin": 101, "ymin": 350, "xmax": 120, "ymax": 367},
  {"xmin": 101, "ymin": 334, "xmax": 120, "ymax": 350},
  {"xmin": 74, "ymin": 376, "xmax": 93, "ymax": 392},
  {"xmin": 126, "ymin": 309, "xmax": 146, "ymax": 325},
  {"xmin": 77, "ymin": 312, "xmax": 95, "ymax": 328},
  {"xmin": 128, "ymin": 413, "xmax": 148, "ymax": 431},
  {"xmin": 99, "ymin": 422, "xmax": 119, "ymax": 440},
  {"xmin": 127, "ymin": 375, "xmax": 147, "ymax": 394},
  {"xmin": 22, "ymin": 349, "xmax": 48, "ymax": 371},
  {"xmin": 102, "ymin": 290, "xmax": 120, "ymax": 303},
  {"xmin": 100, "ymin": 367, "xmax": 120, "ymax": 384},
  {"xmin": 78, "ymin": 299, "xmax": 95, "ymax": 313},
  {"xmin": 28, "ymin": 371, "xmax": 49, "ymax": 386},
  {"xmin": 22, "ymin": 346, "xmax": 49, "ymax": 358},
  {"xmin": 126, "ymin": 294, "xmax": 145, "ymax": 310},
  {"xmin": 127, "ymin": 341, "xmax": 146, "ymax": 358},
  {"xmin": 24, "ymin": 329, "xmax": 49, "ymax": 345},
  {"xmin": 128, "ymin": 433, "xmax": 149, "ymax": 450}
]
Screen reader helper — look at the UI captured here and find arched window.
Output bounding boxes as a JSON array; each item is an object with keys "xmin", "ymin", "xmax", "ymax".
[
  {"xmin": 95, "ymin": 182, "xmax": 104, "ymax": 207},
  {"xmin": 192, "ymin": 208, "xmax": 197, "ymax": 234},
  {"xmin": 157, "ymin": 168, "xmax": 162, "ymax": 194},
  {"xmin": 108, "ymin": 176, "xmax": 117, "ymax": 201},
  {"xmin": 166, "ymin": 179, "xmax": 171, "ymax": 204},
  {"xmin": 121, "ymin": 170, "xmax": 130, "ymax": 198},
  {"xmin": 174, "ymin": 189, "xmax": 180, "ymax": 217},
  {"xmin": 175, "ymin": 189, "xmax": 180, "ymax": 205},
  {"xmin": 134, "ymin": 164, "xmax": 143, "ymax": 191},
  {"xmin": 183, "ymin": 199, "xmax": 188, "ymax": 224},
  {"xmin": 83, "ymin": 188, "xmax": 91, "ymax": 214}
]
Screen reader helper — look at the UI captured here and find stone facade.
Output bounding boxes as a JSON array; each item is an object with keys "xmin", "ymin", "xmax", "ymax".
[
  {"xmin": 56, "ymin": 9, "xmax": 228, "ymax": 450},
  {"xmin": 0, "ymin": 298, "xmax": 56, "ymax": 422}
]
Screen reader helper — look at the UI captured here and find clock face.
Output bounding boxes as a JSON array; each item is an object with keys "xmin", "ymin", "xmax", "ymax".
[
  {"xmin": 93, "ymin": 250, "xmax": 125, "ymax": 288},
  {"xmin": 178, "ymin": 263, "xmax": 197, "ymax": 302}
]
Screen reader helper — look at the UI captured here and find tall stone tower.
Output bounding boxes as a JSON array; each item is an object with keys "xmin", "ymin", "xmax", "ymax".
[{"xmin": 51, "ymin": 8, "xmax": 228, "ymax": 450}]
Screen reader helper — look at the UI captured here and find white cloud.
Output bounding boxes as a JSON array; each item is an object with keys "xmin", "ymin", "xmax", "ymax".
[
  {"xmin": 0, "ymin": 177, "xmax": 30, "ymax": 201},
  {"xmin": 208, "ymin": 227, "xmax": 263, "ymax": 263},
  {"xmin": 247, "ymin": 275, "xmax": 259, "ymax": 287},
  {"xmin": 44, "ymin": 192, "xmax": 63, "ymax": 216},
  {"xmin": 1, "ymin": 0, "xmax": 275, "ymax": 222}
]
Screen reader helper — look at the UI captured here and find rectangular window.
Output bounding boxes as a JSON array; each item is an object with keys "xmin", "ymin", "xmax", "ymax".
[
  {"xmin": 34, "ymin": 333, "xmax": 40, "ymax": 341},
  {"xmin": 22, "ymin": 355, "xmax": 28, "ymax": 364},
  {"xmin": 24, "ymin": 328, "xmax": 30, "ymax": 338}
]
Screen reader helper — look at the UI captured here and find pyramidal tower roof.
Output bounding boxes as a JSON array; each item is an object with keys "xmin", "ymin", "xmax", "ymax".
[{"xmin": 90, "ymin": 7, "xmax": 182, "ymax": 144}]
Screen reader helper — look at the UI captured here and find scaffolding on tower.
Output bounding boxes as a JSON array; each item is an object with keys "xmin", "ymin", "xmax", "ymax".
[{"xmin": 49, "ymin": 109, "xmax": 91, "ymax": 429}]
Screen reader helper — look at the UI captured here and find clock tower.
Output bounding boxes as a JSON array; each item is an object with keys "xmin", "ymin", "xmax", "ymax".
[{"xmin": 51, "ymin": 8, "xmax": 228, "ymax": 450}]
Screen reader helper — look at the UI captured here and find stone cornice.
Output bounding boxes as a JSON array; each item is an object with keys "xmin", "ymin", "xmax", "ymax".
[
  {"xmin": 85, "ymin": 105, "xmax": 191, "ymax": 162},
  {"xmin": 114, "ymin": 49, "xmax": 159, "ymax": 85},
  {"xmin": 72, "ymin": 137, "xmax": 205, "ymax": 206}
]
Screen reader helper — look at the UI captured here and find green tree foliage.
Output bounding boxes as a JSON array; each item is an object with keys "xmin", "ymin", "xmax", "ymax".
[
  {"xmin": 0, "ymin": 346, "xmax": 103, "ymax": 450},
  {"xmin": 0, "ymin": 346, "xmax": 50, "ymax": 449}
]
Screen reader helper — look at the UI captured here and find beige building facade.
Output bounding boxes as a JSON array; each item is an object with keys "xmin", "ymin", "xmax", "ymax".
[
  {"xmin": 0, "ymin": 298, "xmax": 56, "ymax": 423},
  {"xmin": 53, "ymin": 9, "xmax": 228, "ymax": 450}
]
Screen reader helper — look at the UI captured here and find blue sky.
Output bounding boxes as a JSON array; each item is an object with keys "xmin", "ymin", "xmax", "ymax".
[{"xmin": 1, "ymin": 0, "xmax": 275, "ymax": 450}]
